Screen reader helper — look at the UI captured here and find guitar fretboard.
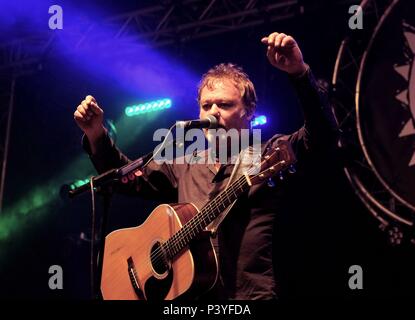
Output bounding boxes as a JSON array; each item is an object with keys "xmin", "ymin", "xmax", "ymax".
[{"xmin": 162, "ymin": 174, "xmax": 250, "ymax": 259}]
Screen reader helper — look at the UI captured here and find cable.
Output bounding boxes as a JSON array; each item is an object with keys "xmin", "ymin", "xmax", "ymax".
[{"xmin": 89, "ymin": 177, "xmax": 96, "ymax": 299}]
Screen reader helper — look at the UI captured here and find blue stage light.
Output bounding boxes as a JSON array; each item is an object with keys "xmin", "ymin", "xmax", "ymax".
[
  {"xmin": 251, "ymin": 115, "xmax": 267, "ymax": 127},
  {"xmin": 125, "ymin": 98, "xmax": 172, "ymax": 116}
]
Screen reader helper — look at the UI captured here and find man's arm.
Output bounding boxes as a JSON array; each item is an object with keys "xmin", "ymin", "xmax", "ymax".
[
  {"xmin": 261, "ymin": 32, "xmax": 338, "ymax": 153},
  {"xmin": 74, "ymin": 95, "xmax": 178, "ymax": 202},
  {"xmin": 288, "ymin": 68, "xmax": 338, "ymax": 152}
]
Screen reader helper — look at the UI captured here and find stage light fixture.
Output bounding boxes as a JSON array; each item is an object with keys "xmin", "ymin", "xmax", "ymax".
[
  {"xmin": 125, "ymin": 98, "xmax": 172, "ymax": 117},
  {"xmin": 251, "ymin": 115, "xmax": 267, "ymax": 127}
]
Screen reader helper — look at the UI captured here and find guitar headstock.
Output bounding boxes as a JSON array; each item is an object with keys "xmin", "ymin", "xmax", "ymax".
[{"xmin": 250, "ymin": 140, "xmax": 296, "ymax": 186}]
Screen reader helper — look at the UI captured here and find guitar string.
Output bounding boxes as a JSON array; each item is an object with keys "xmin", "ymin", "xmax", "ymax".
[
  {"xmin": 166, "ymin": 175, "xmax": 248, "ymax": 250},
  {"xmin": 149, "ymin": 159, "xmax": 286, "ymax": 269},
  {"xmin": 149, "ymin": 166, "xmax": 254, "ymax": 269},
  {"xmin": 150, "ymin": 174, "xmax": 249, "ymax": 269},
  {"xmin": 150, "ymin": 159, "xmax": 287, "ymax": 269},
  {"xmin": 161, "ymin": 158, "xmax": 288, "ymax": 260},
  {"xmin": 150, "ymin": 159, "xmax": 288, "ymax": 270}
]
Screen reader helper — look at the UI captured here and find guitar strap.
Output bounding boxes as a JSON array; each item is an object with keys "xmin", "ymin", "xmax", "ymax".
[{"xmin": 207, "ymin": 143, "xmax": 262, "ymax": 234}]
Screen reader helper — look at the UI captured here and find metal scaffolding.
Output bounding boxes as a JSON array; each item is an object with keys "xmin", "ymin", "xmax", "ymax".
[
  {"xmin": 0, "ymin": 1, "xmax": 301, "ymax": 209},
  {"xmin": 0, "ymin": 0, "xmax": 364, "ymax": 211},
  {"xmin": 0, "ymin": 1, "xmax": 299, "ymax": 72},
  {"xmin": 0, "ymin": 77, "xmax": 15, "ymax": 213}
]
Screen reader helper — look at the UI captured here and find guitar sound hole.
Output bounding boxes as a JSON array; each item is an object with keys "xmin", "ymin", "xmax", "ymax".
[{"xmin": 150, "ymin": 241, "xmax": 169, "ymax": 275}]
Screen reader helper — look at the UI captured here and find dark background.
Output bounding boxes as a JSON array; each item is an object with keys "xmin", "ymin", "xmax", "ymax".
[{"xmin": 0, "ymin": 0, "xmax": 414, "ymax": 300}]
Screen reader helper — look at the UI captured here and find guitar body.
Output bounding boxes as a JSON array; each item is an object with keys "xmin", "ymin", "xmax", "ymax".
[{"xmin": 100, "ymin": 203, "xmax": 218, "ymax": 300}]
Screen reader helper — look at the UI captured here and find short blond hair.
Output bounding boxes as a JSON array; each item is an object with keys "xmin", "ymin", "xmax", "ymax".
[{"xmin": 197, "ymin": 63, "xmax": 257, "ymax": 116}]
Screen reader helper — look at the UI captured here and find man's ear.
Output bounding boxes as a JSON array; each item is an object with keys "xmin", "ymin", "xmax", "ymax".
[{"xmin": 245, "ymin": 107, "xmax": 255, "ymax": 121}]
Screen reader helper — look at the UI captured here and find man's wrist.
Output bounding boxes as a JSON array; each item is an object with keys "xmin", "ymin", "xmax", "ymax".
[
  {"xmin": 288, "ymin": 63, "xmax": 309, "ymax": 79},
  {"xmin": 85, "ymin": 127, "xmax": 107, "ymax": 155},
  {"xmin": 86, "ymin": 126, "xmax": 107, "ymax": 142}
]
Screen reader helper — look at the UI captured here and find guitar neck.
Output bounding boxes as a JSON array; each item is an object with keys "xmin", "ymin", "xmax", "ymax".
[{"xmin": 163, "ymin": 174, "xmax": 250, "ymax": 259}]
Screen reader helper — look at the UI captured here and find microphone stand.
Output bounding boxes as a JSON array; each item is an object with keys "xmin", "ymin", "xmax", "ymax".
[
  {"xmin": 68, "ymin": 125, "xmax": 181, "ymax": 198},
  {"xmin": 68, "ymin": 135, "xmax": 180, "ymax": 299},
  {"xmin": 68, "ymin": 151, "xmax": 153, "ymax": 299},
  {"xmin": 68, "ymin": 151, "xmax": 153, "ymax": 199}
]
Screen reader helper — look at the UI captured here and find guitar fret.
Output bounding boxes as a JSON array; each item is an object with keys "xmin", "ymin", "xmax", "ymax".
[
  {"xmin": 201, "ymin": 215, "xmax": 207, "ymax": 227},
  {"xmin": 165, "ymin": 244, "xmax": 170, "ymax": 259},
  {"xmin": 224, "ymin": 191, "xmax": 231, "ymax": 205},
  {"xmin": 157, "ymin": 178, "xmax": 250, "ymax": 267},
  {"xmin": 164, "ymin": 176, "xmax": 250, "ymax": 261},
  {"xmin": 214, "ymin": 203, "xmax": 221, "ymax": 213}
]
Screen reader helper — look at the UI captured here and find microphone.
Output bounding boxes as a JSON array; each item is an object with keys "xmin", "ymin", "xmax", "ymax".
[{"xmin": 177, "ymin": 115, "xmax": 218, "ymax": 129}]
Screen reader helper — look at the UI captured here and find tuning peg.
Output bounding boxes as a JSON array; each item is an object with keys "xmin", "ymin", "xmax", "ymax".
[
  {"xmin": 267, "ymin": 178, "xmax": 275, "ymax": 188},
  {"xmin": 278, "ymin": 171, "xmax": 284, "ymax": 180},
  {"xmin": 288, "ymin": 165, "xmax": 296, "ymax": 174}
]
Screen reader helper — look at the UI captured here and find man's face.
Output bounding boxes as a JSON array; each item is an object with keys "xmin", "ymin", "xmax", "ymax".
[{"xmin": 199, "ymin": 78, "xmax": 251, "ymax": 133}]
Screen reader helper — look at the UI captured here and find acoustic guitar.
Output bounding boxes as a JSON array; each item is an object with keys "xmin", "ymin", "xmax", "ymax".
[{"xmin": 100, "ymin": 141, "xmax": 296, "ymax": 300}]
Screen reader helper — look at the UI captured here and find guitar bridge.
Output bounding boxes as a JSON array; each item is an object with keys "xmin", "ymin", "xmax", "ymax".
[{"xmin": 127, "ymin": 257, "xmax": 145, "ymax": 299}]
